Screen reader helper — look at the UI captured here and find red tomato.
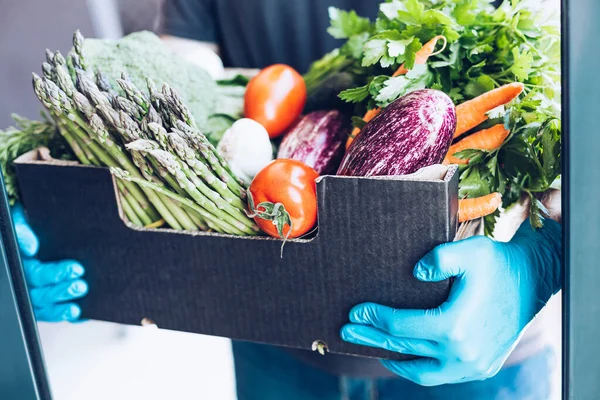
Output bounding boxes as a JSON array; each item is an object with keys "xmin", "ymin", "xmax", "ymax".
[
  {"xmin": 244, "ymin": 64, "xmax": 307, "ymax": 139},
  {"xmin": 248, "ymin": 159, "xmax": 318, "ymax": 239}
]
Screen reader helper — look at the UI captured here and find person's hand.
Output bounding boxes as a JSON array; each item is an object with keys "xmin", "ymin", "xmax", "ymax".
[
  {"xmin": 12, "ymin": 204, "xmax": 88, "ymax": 322},
  {"xmin": 340, "ymin": 218, "xmax": 561, "ymax": 386}
]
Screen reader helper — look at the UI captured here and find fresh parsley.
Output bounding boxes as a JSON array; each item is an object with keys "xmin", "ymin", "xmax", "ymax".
[{"xmin": 305, "ymin": 0, "xmax": 561, "ymax": 234}]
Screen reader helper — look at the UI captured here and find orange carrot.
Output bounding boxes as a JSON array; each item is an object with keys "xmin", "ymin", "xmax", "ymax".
[
  {"xmin": 393, "ymin": 35, "xmax": 446, "ymax": 76},
  {"xmin": 345, "ymin": 36, "xmax": 447, "ymax": 150},
  {"xmin": 458, "ymin": 193, "xmax": 502, "ymax": 223},
  {"xmin": 346, "ymin": 108, "xmax": 381, "ymax": 150},
  {"xmin": 454, "ymin": 83, "xmax": 524, "ymax": 139},
  {"xmin": 443, "ymin": 124, "xmax": 510, "ymax": 165}
]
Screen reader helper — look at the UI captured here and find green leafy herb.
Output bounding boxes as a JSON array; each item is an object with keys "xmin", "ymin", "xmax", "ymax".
[
  {"xmin": 0, "ymin": 113, "xmax": 74, "ymax": 205},
  {"xmin": 305, "ymin": 0, "xmax": 561, "ymax": 235},
  {"xmin": 327, "ymin": 7, "xmax": 372, "ymax": 39},
  {"xmin": 374, "ymin": 64, "xmax": 433, "ymax": 106},
  {"xmin": 338, "ymin": 83, "xmax": 370, "ymax": 103}
]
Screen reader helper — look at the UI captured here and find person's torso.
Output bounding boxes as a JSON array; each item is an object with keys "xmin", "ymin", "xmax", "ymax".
[
  {"xmin": 213, "ymin": 0, "xmax": 380, "ymax": 73},
  {"xmin": 208, "ymin": 0, "xmax": 548, "ymax": 378}
]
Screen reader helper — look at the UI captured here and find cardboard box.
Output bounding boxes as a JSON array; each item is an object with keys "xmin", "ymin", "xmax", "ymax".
[{"xmin": 15, "ymin": 149, "xmax": 462, "ymax": 364}]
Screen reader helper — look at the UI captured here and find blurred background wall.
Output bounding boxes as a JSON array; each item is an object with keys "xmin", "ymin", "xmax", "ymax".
[
  {"xmin": 0, "ymin": 0, "xmax": 162, "ymax": 128},
  {"xmin": 0, "ymin": 2, "xmax": 238, "ymax": 399}
]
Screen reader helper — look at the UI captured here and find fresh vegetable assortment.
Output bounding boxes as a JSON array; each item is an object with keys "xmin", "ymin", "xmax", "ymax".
[
  {"xmin": 0, "ymin": 0, "xmax": 560, "ymax": 241},
  {"xmin": 31, "ymin": 30, "xmax": 258, "ymax": 235},
  {"xmin": 304, "ymin": 0, "xmax": 561, "ymax": 232}
]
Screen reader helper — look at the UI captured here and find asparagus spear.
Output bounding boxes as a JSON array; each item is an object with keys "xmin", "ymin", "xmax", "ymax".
[
  {"xmin": 161, "ymin": 84, "xmax": 197, "ymax": 129},
  {"xmin": 76, "ymin": 70, "xmax": 112, "ymax": 109},
  {"xmin": 114, "ymin": 96, "xmax": 142, "ymax": 121},
  {"xmin": 161, "ymin": 126, "xmax": 246, "ymax": 210},
  {"xmin": 52, "ymin": 51, "xmax": 76, "ymax": 97},
  {"xmin": 68, "ymin": 51, "xmax": 83, "ymax": 72},
  {"xmin": 45, "ymin": 49, "xmax": 55, "ymax": 64},
  {"xmin": 95, "ymin": 69, "xmax": 118, "ymax": 99},
  {"xmin": 73, "ymin": 30, "xmax": 87, "ymax": 70},
  {"xmin": 111, "ymin": 168, "xmax": 249, "ymax": 235},
  {"xmin": 174, "ymin": 120, "xmax": 247, "ymax": 198},
  {"xmin": 116, "ymin": 180, "xmax": 144, "ymax": 227},
  {"xmin": 42, "ymin": 62, "xmax": 54, "ymax": 80},
  {"xmin": 117, "ymin": 74, "xmax": 150, "ymax": 113},
  {"xmin": 88, "ymin": 114, "xmax": 158, "ymax": 224},
  {"xmin": 32, "ymin": 73, "xmax": 87, "ymax": 163},
  {"xmin": 40, "ymin": 74, "xmax": 168, "ymax": 226},
  {"xmin": 132, "ymin": 133, "xmax": 251, "ymax": 228},
  {"xmin": 142, "ymin": 148, "xmax": 257, "ymax": 234},
  {"xmin": 72, "ymin": 92, "xmax": 95, "ymax": 119},
  {"xmin": 100, "ymin": 108, "xmax": 199, "ymax": 230}
]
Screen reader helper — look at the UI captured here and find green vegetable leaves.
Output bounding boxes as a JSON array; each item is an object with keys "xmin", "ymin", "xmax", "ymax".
[
  {"xmin": 464, "ymin": 75, "xmax": 495, "ymax": 98},
  {"xmin": 362, "ymin": 39, "xmax": 389, "ymax": 67},
  {"xmin": 360, "ymin": 31, "xmax": 421, "ymax": 69},
  {"xmin": 0, "ymin": 113, "xmax": 73, "ymax": 205},
  {"xmin": 374, "ymin": 65, "xmax": 433, "ymax": 106},
  {"xmin": 308, "ymin": 0, "xmax": 562, "ymax": 236},
  {"xmin": 327, "ymin": 7, "xmax": 372, "ymax": 39},
  {"xmin": 540, "ymin": 118, "xmax": 561, "ymax": 180},
  {"xmin": 510, "ymin": 48, "xmax": 534, "ymax": 81},
  {"xmin": 338, "ymin": 83, "xmax": 370, "ymax": 103}
]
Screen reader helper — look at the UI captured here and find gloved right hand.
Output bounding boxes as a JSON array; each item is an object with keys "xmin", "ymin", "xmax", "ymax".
[{"xmin": 12, "ymin": 204, "xmax": 88, "ymax": 322}]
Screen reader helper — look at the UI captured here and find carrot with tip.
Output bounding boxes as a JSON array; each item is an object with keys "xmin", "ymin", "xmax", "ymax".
[
  {"xmin": 393, "ymin": 35, "xmax": 447, "ymax": 77},
  {"xmin": 443, "ymin": 124, "xmax": 510, "ymax": 165},
  {"xmin": 454, "ymin": 83, "xmax": 524, "ymax": 139},
  {"xmin": 458, "ymin": 192, "xmax": 502, "ymax": 223},
  {"xmin": 345, "ymin": 35, "xmax": 447, "ymax": 150}
]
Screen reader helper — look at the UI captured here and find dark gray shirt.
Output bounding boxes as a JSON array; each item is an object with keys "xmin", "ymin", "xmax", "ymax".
[
  {"xmin": 162, "ymin": 0, "xmax": 381, "ymax": 73},
  {"xmin": 160, "ymin": 0, "xmax": 532, "ymax": 379}
]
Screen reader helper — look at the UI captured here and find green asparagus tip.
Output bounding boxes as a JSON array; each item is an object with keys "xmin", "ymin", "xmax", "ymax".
[
  {"xmin": 125, "ymin": 139, "xmax": 160, "ymax": 153},
  {"xmin": 146, "ymin": 77, "xmax": 158, "ymax": 94},
  {"xmin": 73, "ymin": 30, "xmax": 84, "ymax": 48},
  {"xmin": 54, "ymin": 51, "xmax": 66, "ymax": 65},
  {"xmin": 42, "ymin": 62, "xmax": 53, "ymax": 77},
  {"xmin": 70, "ymin": 53, "xmax": 83, "ymax": 70},
  {"xmin": 45, "ymin": 49, "xmax": 55, "ymax": 64}
]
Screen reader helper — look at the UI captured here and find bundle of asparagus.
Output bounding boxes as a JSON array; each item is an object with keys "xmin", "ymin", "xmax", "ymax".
[{"xmin": 32, "ymin": 30, "xmax": 258, "ymax": 236}]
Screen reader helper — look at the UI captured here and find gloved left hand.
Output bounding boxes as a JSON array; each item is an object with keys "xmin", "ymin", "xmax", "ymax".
[
  {"xmin": 12, "ymin": 204, "xmax": 88, "ymax": 322},
  {"xmin": 340, "ymin": 218, "xmax": 561, "ymax": 386}
]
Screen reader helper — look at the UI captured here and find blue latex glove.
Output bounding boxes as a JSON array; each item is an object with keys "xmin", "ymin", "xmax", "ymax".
[
  {"xmin": 341, "ymin": 218, "xmax": 562, "ymax": 386},
  {"xmin": 12, "ymin": 204, "xmax": 88, "ymax": 322}
]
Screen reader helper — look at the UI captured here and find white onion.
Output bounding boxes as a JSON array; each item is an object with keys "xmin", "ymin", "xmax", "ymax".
[{"xmin": 217, "ymin": 118, "xmax": 274, "ymax": 185}]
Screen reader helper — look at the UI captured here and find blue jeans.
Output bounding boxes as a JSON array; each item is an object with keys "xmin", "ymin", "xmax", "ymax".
[{"xmin": 232, "ymin": 342, "xmax": 555, "ymax": 400}]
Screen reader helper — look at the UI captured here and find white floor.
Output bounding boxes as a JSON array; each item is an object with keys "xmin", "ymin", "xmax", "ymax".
[
  {"xmin": 39, "ymin": 303, "xmax": 561, "ymax": 400},
  {"xmin": 38, "ymin": 321, "xmax": 238, "ymax": 400}
]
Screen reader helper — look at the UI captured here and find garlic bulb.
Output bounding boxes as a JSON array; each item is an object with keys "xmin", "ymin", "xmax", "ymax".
[{"xmin": 217, "ymin": 118, "xmax": 274, "ymax": 184}]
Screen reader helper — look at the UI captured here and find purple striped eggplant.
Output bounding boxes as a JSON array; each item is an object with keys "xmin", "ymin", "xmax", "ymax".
[
  {"xmin": 337, "ymin": 89, "xmax": 456, "ymax": 177},
  {"xmin": 277, "ymin": 110, "xmax": 349, "ymax": 175}
]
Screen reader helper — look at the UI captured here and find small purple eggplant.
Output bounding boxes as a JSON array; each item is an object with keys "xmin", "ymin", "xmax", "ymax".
[
  {"xmin": 277, "ymin": 110, "xmax": 349, "ymax": 175},
  {"xmin": 337, "ymin": 89, "xmax": 456, "ymax": 177}
]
